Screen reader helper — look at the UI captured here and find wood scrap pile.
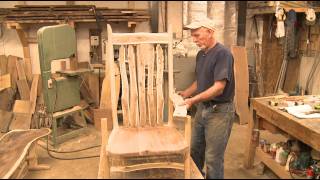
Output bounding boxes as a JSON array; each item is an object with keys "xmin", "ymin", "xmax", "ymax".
[
  {"xmin": 0, "ymin": 55, "xmax": 39, "ymax": 132},
  {"xmin": 1, "ymin": 5, "xmax": 150, "ymax": 24}
]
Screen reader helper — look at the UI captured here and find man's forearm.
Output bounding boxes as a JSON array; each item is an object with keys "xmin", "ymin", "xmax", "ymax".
[{"xmin": 190, "ymin": 80, "xmax": 225, "ymax": 104}]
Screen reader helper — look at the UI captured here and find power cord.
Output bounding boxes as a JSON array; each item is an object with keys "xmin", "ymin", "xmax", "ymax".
[{"xmin": 39, "ymin": 136, "xmax": 101, "ymax": 160}]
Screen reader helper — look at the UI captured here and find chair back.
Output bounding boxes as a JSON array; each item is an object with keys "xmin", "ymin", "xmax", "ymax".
[{"xmin": 106, "ymin": 24, "xmax": 174, "ymax": 129}]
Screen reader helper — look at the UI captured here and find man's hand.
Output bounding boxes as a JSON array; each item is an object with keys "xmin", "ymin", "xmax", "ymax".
[
  {"xmin": 180, "ymin": 97, "xmax": 195, "ymax": 110},
  {"xmin": 177, "ymin": 91, "xmax": 188, "ymax": 99}
]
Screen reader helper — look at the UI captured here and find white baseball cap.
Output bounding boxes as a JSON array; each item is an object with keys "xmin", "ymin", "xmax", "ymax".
[{"xmin": 183, "ymin": 17, "xmax": 216, "ymax": 31}]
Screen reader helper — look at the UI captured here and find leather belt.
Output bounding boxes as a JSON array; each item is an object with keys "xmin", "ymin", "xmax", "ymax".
[{"xmin": 202, "ymin": 100, "xmax": 232, "ymax": 108}]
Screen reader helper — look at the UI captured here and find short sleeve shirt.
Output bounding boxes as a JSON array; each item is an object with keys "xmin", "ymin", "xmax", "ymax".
[{"xmin": 195, "ymin": 42, "xmax": 235, "ymax": 103}]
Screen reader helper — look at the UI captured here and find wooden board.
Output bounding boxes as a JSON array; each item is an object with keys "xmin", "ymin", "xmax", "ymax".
[
  {"xmin": 0, "ymin": 55, "xmax": 7, "ymax": 75},
  {"xmin": 128, "ymin": 45, "xmax": 139, "ymax": 127},
  {"xmin": 15, "ymin": 58, "xmax": 27, "ymax": 81},
  {"xmin": 9, "ymin": 113, "xmax": 32, "ymax": 131},
  {"xmin": 7, "ymin": 55, "xmax": 18, "ymax": 90},
  {"xmin": 298, "ymin": 56, "xmax": 314, "ymax": 92},
  {"xmin": 256, "ymin": 148, "xmax": 291, "ymax": 179},
  {"xmin": 252, "ymin": 96, "xmax": 320, "ymax": 151},
  {"xmin": 156, "ymin": 45, "xmax": 164, "ymax": 125},
  {"xmin": 147, "ymin": 46, "xmax": 156, "ymax": 126},
  {"xmin": 16, "ymin": 29, "xmax": 33, "ymax": 82},
  {"xmin": 260, "ymin": 15, "xmax": 283, "ymax": 95},
  {"xmin": 0, "ymin": 74, "xmax": 11, "ymax": 92},
  {"xmin": 13, "ymin": 100, "xmax": 31, "ymax": 114},
  {"xmin": 111, "ymin": 33, "xmax": 170, "ymax": 45},
  {"xmin": 231, "ymin": 46, "xmax": 250, "ymax": 124},
  {"xmin": 118, "ymin": 46, "xmax": 130, "ymax": 127},
  {"xmin": 100, "ymin": 61, "xmax": 120, "ymax": 129},
  {"xmin": 11, "ymin": 99, "xmax": 32, "ymax": 131},
  {"xmin": 16, "ymin": 79, "xmax": 30, "ymax": 100},
  {"xmin": 29, "ymin": 74, "xmax": 39, "ymax": 114},
  {"xmin": 0, "ymin": 110, "xmax": 13, "ymax": 133},
  {"xmin": 0, "ymin": 88, "xmax": 15, "ymax": 111},
  {"xmin": 310, "ymin": 62, "xmax": 320, "ymax": 95},
  {"xmin": 107, "ymin": 126, "xmax": 188, "ymax": 156},
  {"xmin": 87, "ymin": 72, "xmax": 100, "ymax": 106},
  {"xmin": 0, "ymin": 128, "xmax": 51, "ymax": 179},
  {"xmin": 137, "ymin": 45, "xmax": 146, "ymax": 126}
]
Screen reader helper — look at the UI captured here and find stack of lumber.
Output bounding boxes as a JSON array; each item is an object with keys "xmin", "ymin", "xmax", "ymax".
[
  {"xmin": 0, "ymin": 55, "xmax": 39, "ymax": 132},
  {"xmin": 1, "ymin": 5, "xmax": 150, "ymax": 24}
]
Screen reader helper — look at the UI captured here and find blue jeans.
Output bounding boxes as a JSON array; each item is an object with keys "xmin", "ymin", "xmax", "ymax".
[{"xmin": 191, "ymin": 102, "xmax": 235, "ymax": 179}]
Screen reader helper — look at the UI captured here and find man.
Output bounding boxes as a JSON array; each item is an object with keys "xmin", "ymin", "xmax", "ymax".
[{"xmin": 180, "ymin": 18, "xmax": 235, "ymax": 179}]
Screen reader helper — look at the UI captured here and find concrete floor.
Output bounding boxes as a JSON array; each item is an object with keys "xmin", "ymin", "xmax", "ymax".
[{"xmin": 17, "ymin": 119, "xmax": 286, "ymax": 179}]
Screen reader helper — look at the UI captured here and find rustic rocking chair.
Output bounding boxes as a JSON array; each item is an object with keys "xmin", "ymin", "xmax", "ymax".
[{"xmin": 98, "ymin": 24, "xmax": 191, "ymax": 178}]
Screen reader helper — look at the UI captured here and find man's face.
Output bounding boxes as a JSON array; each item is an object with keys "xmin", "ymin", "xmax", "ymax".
[{"xmin": 191, "ymin": 27, "xmax": 214, "ymax": 50}]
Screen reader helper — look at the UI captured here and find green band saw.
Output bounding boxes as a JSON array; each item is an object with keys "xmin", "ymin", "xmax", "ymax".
[{"xmin": 37, "ymin": 24, "xmax": 81, "ymax": 113}]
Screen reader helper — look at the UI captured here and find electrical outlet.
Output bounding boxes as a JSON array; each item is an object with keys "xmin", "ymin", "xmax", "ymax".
[{"xmin": 90, "ymin": 36, "xmax": 99, "ymax": 46}]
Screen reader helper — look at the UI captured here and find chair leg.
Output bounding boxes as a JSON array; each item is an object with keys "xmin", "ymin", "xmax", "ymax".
[
  {"xmin": 105, "ymin": 154, "xmax": 110, "ymax": 178},
  {"xmin": 98, "ymin": 118, "xmax": 110, "ymax": 179},
  {"xmin": 184, "ymin": 151, "xmax": 191, "ymax": 179}
]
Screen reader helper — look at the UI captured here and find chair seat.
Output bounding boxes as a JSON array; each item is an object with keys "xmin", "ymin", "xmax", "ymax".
[{"xmin": 106, "ymin": 126, "xmax": 188, "ymax": 157}]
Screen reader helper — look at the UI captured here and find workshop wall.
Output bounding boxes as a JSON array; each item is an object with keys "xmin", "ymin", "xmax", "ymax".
[
  {"xmin": 246, "ymin": 12, "xmax": 320, "ymax": 96},
  {"xmin": 0, "ymin": 1, "xmax": 238, "ymax": 91},
  {"xmin": 0, "ymin": 1, "xmax": 150, "ymax": 74}
]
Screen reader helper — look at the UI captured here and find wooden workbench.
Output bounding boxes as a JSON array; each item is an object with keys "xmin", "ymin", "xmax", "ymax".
[{"xmin": 243, "ymin": 95, "xmax": 320, "ymax": 179}]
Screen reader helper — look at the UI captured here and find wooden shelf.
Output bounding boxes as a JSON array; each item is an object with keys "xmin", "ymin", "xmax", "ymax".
[
  {"xmin": 0, "ymin": 5, "xmax": 151, "ymax": 24},
  {"xmin": 256, "ymin": 148, "xmax": 291, "ymax": 179}
]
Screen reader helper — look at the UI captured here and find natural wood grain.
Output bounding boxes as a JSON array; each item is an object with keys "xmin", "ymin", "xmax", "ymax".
[
  {"xmin": 15, "ymin": 58, "xmax": 27, "ymax": 80},
  {"xmin": 111, "ymin": 33, "xmax": 170, "ymax": 45},
  {"xmin": 0, "ymin": 74, "xmax": 11, "ymax": 92},
  {"xmin": 107, "ymin": 126, "xmax": 188, "ymax": 157},
  {"xmin": 16, "ymin": 79, "xmax": 30, "ymax": 100},
  {"xmin": 0, "ymin": 55, "xmax": 8, "ymax": 75},
  {"xmin": 106, "ymin": 24, "xmax": 118, "ymax": 129},
  {"xmin": 7, "ymin": 55, "xmax": 18, "ymax": 90},
  {"xmin": 256, "ymin": 148, "xmax": 291, "ymax": 179},
  {"xmin": 118, "ymin": 46, "xmax": 130, "ymax": 127},
  {"xmin": 0, "ymin": 110, "xmax": 13, "ymax": 133},
  {"xmin": 13, "ymin": 100, "xmax": 31, "ymax": 114},
  {"xmin": 9, "ymin": 113, "xmax": 32, "ymax": 130},
  {"xmin": 16, "ymin": 29, "xmax": 33, "ymax": 82},
  {"xmin": 231, "ymin": 46, "xmax": 250, "ymax": 125},
  {"xmin": 98, "ymin": 118, "xmax": 109, "ymax": 178},
  {"xmin": 156, "ymin": 45, "xmax": 164, "ymax": 125},
  {"xmin": 111, "ymin": 162, "xmax": 184, "ymax": 172},
  {"xmin": 137, "ymin": 45, "xmax": 147, "ymax": 127},
  {"xmin": 0, "ymin": 128, "xmax": 51, "ymax": 179},
  {"xmin": 29, "ymin": 74, "xmax": 39, "ymax": 114},
  {"xmin": 147, "ymin": 46, "xmax": 156, "ymax": 126},
  {"xmin": 103, "ymin": 24, "xmax": 191, "ymax": 177},
  {"xmin": 128, "ymin": 45, "xmax": 139, "ymax": 127},
  {"xmin": 252, "ymin": 97, "xmax": 320, "ymax": 151}
]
